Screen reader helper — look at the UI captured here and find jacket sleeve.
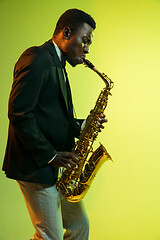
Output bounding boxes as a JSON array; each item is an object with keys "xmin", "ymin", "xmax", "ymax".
[{"xmin": 8, "ymin": 47, "xmax": 57, "ymax": 168}]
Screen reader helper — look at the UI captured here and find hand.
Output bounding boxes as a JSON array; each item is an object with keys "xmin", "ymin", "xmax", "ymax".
[
  {"xmin": 97, "ymin": 113, "xmax": 108, "ymax": 131},
  {"xmin": 50, "ymin": 152, "xmax": 79, "ymax": 170}
]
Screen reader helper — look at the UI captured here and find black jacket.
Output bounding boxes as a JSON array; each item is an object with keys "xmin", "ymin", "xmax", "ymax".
[{"xmin": 2, "ymin": 40, "xmax": 83, "ymax": 184}]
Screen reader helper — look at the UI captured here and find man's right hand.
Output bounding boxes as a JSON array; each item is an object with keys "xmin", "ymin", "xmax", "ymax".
[{"xmin": 50, "ymin": 152, "xmax": 79, "ymax": 170}]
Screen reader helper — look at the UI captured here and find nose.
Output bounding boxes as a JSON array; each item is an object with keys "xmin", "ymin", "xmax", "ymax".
[{"xmin": 83, "ymin": 44, "xmax": 89, "ymax": 54}]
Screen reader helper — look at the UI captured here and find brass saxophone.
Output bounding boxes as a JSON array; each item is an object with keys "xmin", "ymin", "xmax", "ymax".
[{"xmin": 56, "ymin": 59, "xmax": 114, "ymax": 202}]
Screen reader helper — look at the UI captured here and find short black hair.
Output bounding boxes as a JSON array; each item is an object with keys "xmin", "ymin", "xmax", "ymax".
[{"xmin": 53, "ymin": 9, "xmax": 96, "ymax": 36}]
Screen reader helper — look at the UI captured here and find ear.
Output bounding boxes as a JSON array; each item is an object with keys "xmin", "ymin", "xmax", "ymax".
[{"xmin": 63, "ymin": 27, "xmax": 72, "ymax": 40}]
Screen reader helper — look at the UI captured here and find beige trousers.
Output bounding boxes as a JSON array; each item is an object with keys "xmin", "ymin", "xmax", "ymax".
[{"xmin": 17, "ymin": 181, "xmax": 89, "ymax": 240}]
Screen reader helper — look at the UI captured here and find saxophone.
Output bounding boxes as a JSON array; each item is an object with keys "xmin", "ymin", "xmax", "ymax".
[{"xmin": 56, "ymin": 59, "xmax": 114, "ymax": 202}]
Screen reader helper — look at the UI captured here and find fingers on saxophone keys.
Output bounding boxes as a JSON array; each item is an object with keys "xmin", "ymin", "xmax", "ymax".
[
  {"xmin": 63, "ymin": 163, "xmax": 71, "ymax": 170},
  {"xmin": 97, "ymin": 116, "xmax": 108, "ymax": 130},
  {"xmin": 64, "ymin": 161, "xmax": 79, "ymax": 170},
  {"xmin": 64, "ymin": 152, "xmax": 79, "ymax": 162},
  {"xmin": 64, "ymin": 153, "xmax": 79, "ymax": 170},
  {"xmin": 64, "ymin": 162, "xmax": 74, "ymax": 170},
  {"xmin": 99, "ymin": 117, "xmax": 108, "ymax": 123}
]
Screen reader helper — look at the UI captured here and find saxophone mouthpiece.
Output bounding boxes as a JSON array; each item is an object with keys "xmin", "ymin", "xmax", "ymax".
[{"xmin": 83, "ymin": 58, "xmax": 95, "ymax": 70}]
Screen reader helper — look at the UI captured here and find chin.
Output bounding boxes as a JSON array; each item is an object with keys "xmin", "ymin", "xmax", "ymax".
[{"xmin": 67, "ymin": 58, "xmax": 83, "ymax": 67}]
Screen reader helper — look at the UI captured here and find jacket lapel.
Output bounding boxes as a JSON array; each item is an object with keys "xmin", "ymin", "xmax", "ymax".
[
  {"xmin": 42, "ymin": 40, "xmax": 70, "ymax": 117},
  {"xmin": 44, "ymin": 39, "xmax": 69, "ymax": 115},
  {"xmin": 57, "ymin": 67, "xmax": 69, "ymax": 113}
]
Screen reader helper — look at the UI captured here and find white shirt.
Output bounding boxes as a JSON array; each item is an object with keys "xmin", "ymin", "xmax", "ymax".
[{"xmin": 52, "ymin": 40, "xmax": 62, "ymax": 61}]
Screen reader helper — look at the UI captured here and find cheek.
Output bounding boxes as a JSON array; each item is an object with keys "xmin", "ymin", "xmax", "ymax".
[{"xmin": 71, "ymin": 40, "xmax": 83, "ymax": 55}]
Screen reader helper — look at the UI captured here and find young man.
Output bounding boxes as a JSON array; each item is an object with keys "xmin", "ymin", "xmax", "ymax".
[{"xmin": 3, "ymin": 9, "xmax": 106, "ymax": 240}]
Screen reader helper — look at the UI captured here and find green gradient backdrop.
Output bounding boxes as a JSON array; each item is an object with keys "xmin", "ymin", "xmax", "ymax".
[{"xmin": 1, "ymin": 0, "xmax": 160, "ymax": 239}]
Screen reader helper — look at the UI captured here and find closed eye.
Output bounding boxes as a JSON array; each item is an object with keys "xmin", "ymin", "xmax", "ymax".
[{"xmin": 83, "ymin": 38, "xmax": 92, "ymax": 46}]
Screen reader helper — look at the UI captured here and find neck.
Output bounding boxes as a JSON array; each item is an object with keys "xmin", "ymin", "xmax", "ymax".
[
  {"xmin": 52, "ymin": 37, "xmax": 66, "ymax": 58},
  {"xmin": 52, "ymin": 34, "xmax": 68, "ymax": 56}
]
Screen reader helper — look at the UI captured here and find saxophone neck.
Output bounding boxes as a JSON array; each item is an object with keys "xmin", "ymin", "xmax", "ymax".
[
  {"xmin": 94, "ymin": 68, "xmax": 114, "ymax": 89},
  {"xmin": 83, "ymin": 58, "xmax": 114, "ymax": 89}
]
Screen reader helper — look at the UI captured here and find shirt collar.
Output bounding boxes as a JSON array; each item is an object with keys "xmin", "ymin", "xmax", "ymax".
[{"xmin": 52, "ymin": 39, "xmax": 62, "ymax": 61}]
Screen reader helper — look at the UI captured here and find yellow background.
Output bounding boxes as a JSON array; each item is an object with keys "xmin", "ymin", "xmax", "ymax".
[{"xmin": 0, "ymin": 0, "xmax": 160, "ymax": 239}]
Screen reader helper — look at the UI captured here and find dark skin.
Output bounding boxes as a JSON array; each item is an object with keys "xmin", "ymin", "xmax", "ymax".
[
  {"xmin": 51, "ymin": 23, "xmax": 107, "ymax": 170},
  {"xmin": 53, "ymin": 23, "xmax": 93, "ymax": 66}
]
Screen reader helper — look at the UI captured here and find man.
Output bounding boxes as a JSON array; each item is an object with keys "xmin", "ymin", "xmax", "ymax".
[{"xmin": 3, "ymin": 9, "xmax": 106, "ymax": 240}]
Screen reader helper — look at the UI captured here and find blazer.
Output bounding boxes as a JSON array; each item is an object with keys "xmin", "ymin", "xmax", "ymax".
[{"xmin": 2, "ymin": 40, "xmax": 83, "ymax": 185}]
